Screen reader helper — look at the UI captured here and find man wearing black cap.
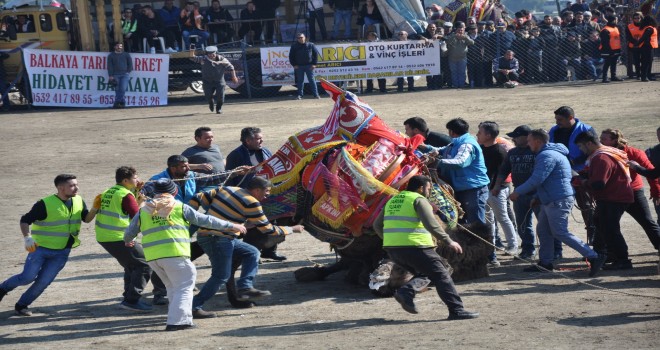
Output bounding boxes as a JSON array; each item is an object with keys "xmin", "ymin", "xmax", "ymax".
[
  {"xmin": 124, "ymin": 178, "xmax": 246, "ymax": 331},
  {"xmin": 492, "ymin": 125, "xmax": 539, "ymax": 259},
  {"xmin": 189, "ymin": 45, "xmax": 238, "ymax": 114}
]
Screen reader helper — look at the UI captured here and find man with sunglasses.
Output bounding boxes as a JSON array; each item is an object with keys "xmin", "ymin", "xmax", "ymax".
[{"xmin": 289, "ymin": 33, "xmax": 320, "ymax": 100}]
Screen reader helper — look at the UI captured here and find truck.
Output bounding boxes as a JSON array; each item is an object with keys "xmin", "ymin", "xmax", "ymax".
[{"xmin": 0, "ymin": 0, "xmax": 281, "ymax": 103}]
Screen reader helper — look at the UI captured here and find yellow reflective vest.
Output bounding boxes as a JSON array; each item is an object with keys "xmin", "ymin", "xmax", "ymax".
[
  {"xmin": 95, "ymin": 185, "xmax": 132, "ymax": 242},
  {"xmin": 31, "ymin": 194, "xmax": 83, "ymax": 249},
  {"xmin": 382, "ymin": 191, "xmax": 434, "ymax": 248},
  {"xmin": 139, "ymin": 203, "xmax": 191, "ymax": 261}
]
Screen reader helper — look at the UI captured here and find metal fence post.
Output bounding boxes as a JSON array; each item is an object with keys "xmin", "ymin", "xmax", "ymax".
[{"xmin": 241, "ymin": 40, "xmax": 252, "ymax": 99}]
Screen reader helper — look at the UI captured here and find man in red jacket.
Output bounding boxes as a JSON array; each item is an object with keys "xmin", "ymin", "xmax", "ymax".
[
  {"xmin": 574, "ymin": 132, "xmax": 634, "ymax": 270},
  {"xmin": 599, "ymin": 129, "xmax": 660, "ymax": 254}
]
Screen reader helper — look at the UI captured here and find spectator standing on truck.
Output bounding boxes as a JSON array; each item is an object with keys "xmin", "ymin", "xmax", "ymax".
[{"xmin": 107, "ymin": 42, "xmax": 132, "ymax": 109}]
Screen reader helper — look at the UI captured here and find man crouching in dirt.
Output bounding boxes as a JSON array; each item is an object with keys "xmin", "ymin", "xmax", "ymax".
[{"xmin": 373, "ymin": 175, "xmax": 479, "ymax": 320}]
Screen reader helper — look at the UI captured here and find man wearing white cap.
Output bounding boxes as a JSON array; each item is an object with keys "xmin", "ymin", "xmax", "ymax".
[
  {"xmin": 124, "ymin": 178, "xmax": 247, "ymax": 331},
  {"xmin": 189, "ymin": 46, "xmax": 238, "ymax": 114}
]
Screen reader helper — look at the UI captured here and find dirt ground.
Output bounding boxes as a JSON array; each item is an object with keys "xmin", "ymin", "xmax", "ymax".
[{"xmin": 0, "ymin": 81, "xmax": 659, "ymax": 349}]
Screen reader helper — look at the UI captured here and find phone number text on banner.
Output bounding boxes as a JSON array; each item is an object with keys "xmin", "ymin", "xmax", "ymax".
[
  {"xmin": 23, "ymin": 49, "xmax": 169, "ymax": 108},
  {"xmin": 260, "ymin": 41, "xmax": 440, "ymax": 86}
]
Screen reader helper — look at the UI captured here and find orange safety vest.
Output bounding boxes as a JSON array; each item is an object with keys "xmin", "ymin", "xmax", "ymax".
[
  {"xmin": 646, "ymin": 26, "xmax": 658, "ymax": 49},
  {"xmin": 627, "ymin": 23, "xmax": 644, "ymax": 48},
  {"xmin": 600, "ymin": 26, "xmax": 621, "ymax": 51}
]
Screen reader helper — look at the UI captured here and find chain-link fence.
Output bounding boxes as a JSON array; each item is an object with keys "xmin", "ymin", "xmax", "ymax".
[{"xmin": 195, "ymin": 24, "xmax": 659, "ymax": 102}]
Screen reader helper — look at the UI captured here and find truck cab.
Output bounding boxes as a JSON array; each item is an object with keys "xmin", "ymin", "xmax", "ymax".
[{"xmin": 0, "ymin": 6, "xmax": 69, "ymax": 81}]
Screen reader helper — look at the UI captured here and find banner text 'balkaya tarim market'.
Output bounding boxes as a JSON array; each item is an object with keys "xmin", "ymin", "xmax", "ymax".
[
  {"xmin": 260, "ymin": 40, "xmax": 441, "ymax": 86},
  {"xmin": 23, "ymin": 49, "xmax": 169, "ymax": 108}
]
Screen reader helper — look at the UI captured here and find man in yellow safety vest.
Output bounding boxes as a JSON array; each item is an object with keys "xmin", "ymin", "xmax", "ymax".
[
  {"xmin": 373, "ymin": 175, "xmax": 479, "ymax": 320},
  {"xmin": 123, "ymin": 178, "xmax": 246, "ymax": 331},
  {"xmin": 0, "ymin": 174, "xmax": 98, "ymax": 316},
  {"xmin": 95, "ymin": 166, "xmax": 167, "ymax": 312}
]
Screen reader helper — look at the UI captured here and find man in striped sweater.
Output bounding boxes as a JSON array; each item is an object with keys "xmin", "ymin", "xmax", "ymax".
[{"xmin": 189, "ymin": 177, "xmax": 304, "ymax": 317}]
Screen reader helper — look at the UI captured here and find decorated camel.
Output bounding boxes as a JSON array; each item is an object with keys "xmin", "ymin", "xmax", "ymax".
[{"xmin": 250, "ymin": 80, "xmax": 493, "ymax": 297}]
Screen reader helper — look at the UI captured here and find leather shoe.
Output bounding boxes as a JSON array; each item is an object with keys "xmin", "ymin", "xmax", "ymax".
[
  {"xmin": 192, "ymin": 309, "xmax": 217, "ymax": 319},
  {"xmin": 165, "ymin": 324, "xmax": 196, "ymax": 331},
  {"xmin": 261, "ymin": 251, "xmax": 287, "ymax": 261},
  {"xmin": 448, "ymin": 310, "xmax": 479, "ymax": 320},
  {"xmin": 602, "ymin": 259, "xmax": 632, "ymax": 271},
  {"xmin": 523, "ymin": 262, "xmax": 553, "ymax": 272},
  {"xmin": 393, "ymin": 290, "xmax": 418, "ymax": 314},
  {"xmin": 153, "ymin": 295, "xmax": 168, "ymax": 305},
  {"xmin": 587, "ymin": 253, "xmax": 607, "ymax": 277}
]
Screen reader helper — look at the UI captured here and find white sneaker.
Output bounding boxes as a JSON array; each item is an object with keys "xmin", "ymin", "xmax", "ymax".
[{"xmin": 164, "ymin": 47, "xmax": 177, "ymax": 53}]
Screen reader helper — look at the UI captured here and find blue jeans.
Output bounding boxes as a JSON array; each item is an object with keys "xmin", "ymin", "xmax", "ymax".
[
  {"xmin": 0, "ymin": 247, "xmax": 70, "ymax": 307},
  {"xmin": 332, "ymin": 9, "xmax": 353, "ymax": 38},
  {"xmin": 455, "ymin": 185, "xmax": 488, "ymax": 225},
  {"xmin": 294, "ymin": 65, "xmax": 318, "ymax": 97},
  {"xmin": 182, "ymin": 29, "xmax": 210, "ymax": 49},
  {"xmin": 537, "ymin": 196, "xmax": 596, "ymax": 266},
  {"xmin": 449, "ymin": 59, "xmax": 467, "ymax": 88},
  {"xmin": 583, "ymin": 57, "xmax": 604, "ymax": 79},
  {"xmin": 513, "ymin": 192, "xmax": 539, "ymax": 255},
  {"xmin": 113, "ymin": 73, "xmax": 130, "ymax": 104},
  {"xmin": 192, "ymin": 235, "xmax": 260, "ymax": 310}
]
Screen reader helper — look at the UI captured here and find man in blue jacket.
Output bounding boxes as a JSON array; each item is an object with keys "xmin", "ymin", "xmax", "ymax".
[
  {"xmin": 510, "ymin": 129, "xmax": 606, "ymax": 276},
  {"xmin": 437, "ymin": 118, "xmax": 490, "ymax": 226},
  {"xmin": 549, "ymin": 105, "xmax": 598, "ymax": 246},
  {"xmin": 289, "ymin": 33, "xmax": 320, "ymax": 100}
]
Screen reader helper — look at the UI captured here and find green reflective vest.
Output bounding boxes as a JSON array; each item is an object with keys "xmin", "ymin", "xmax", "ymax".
[
  {"xmin": 121, "ymin": 18, "xmax": 138, "ymax": 34},
  {"xmin": 31, "ymin": 194, "xmax": 83, "ymax": 250},
  {"xmin": 382, "ymin": 191, "xmax": 434, "ymax": 248},
  {"xmin": 139, "ymin": 203, "xmax": 190, "ymax": 262},
  {"xmin": 95, "ymin": 185, "xmax": 132, "ymax": 242}
]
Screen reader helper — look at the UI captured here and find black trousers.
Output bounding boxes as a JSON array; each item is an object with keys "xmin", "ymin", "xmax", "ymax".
[
  {"xmin": 98, "ymin": 241, "xmax": 166, "ymax": 303},
  {"xmin": 493, "ymin": 71, "xmax": 519, "ymax": 85},
  {"xmin": 203, "ymin": 81, "xmax": 226, "ymax": 107},
  {"xmin": 627, "ymin": 189, "xmax": 660, "ymax": 249},
  {"xmin": 307, "ymin": 8, "xmax": 327, "ymax": 41},
  {"xmin": 481, "ymin": 61, "xmax": 494, "ymax": 87},
  {"xmin": 425, "ymin": 74, "xmax": 442, "ymax": 89},
  {"xmin": 626, "ymin": 47, "xmax": 641, "ymax": 78},
  {"xmin": 639, "ymin": 47, "xmax": 654, "ymax": 80},
  {"xmin": 386, "ymin": 247, "xmax": 465, "ymax": 313},
  {"xmin": 574, "ymin": 185, "xmax": 597, "ymax": 242},
  {"xmin": 593, "ymin": 200, "xmax": 629, "ymax": 261},
  {"xmin": 601, "ymin": 54, "xmax": 618, "ymax": 80},
  {"xmin": 366, "ymin": 78, "xmax": 386, "ymax": 92},
  {"xmin": 396, "ymin": 77, "xmax": 414, "ymax": 91}
]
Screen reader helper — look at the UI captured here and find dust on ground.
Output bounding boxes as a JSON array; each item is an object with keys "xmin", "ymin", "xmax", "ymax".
[{"xmin": 0, "ymin": 81, "xmax": 659, "ymax": 349}]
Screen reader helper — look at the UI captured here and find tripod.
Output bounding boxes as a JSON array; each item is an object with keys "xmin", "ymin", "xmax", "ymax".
[{"xmin": 293, "ymin": 0, "xmax": 327, "ymax": 43}]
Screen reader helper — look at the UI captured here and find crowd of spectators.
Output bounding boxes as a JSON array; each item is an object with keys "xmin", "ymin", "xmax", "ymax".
[
  {"xmin": 417, "ymin": 3, "xmax": 658, "ymax": 89},
  {"xmin": 114, "ymin": 0, "xmax": 282, "ymax": 52}
]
